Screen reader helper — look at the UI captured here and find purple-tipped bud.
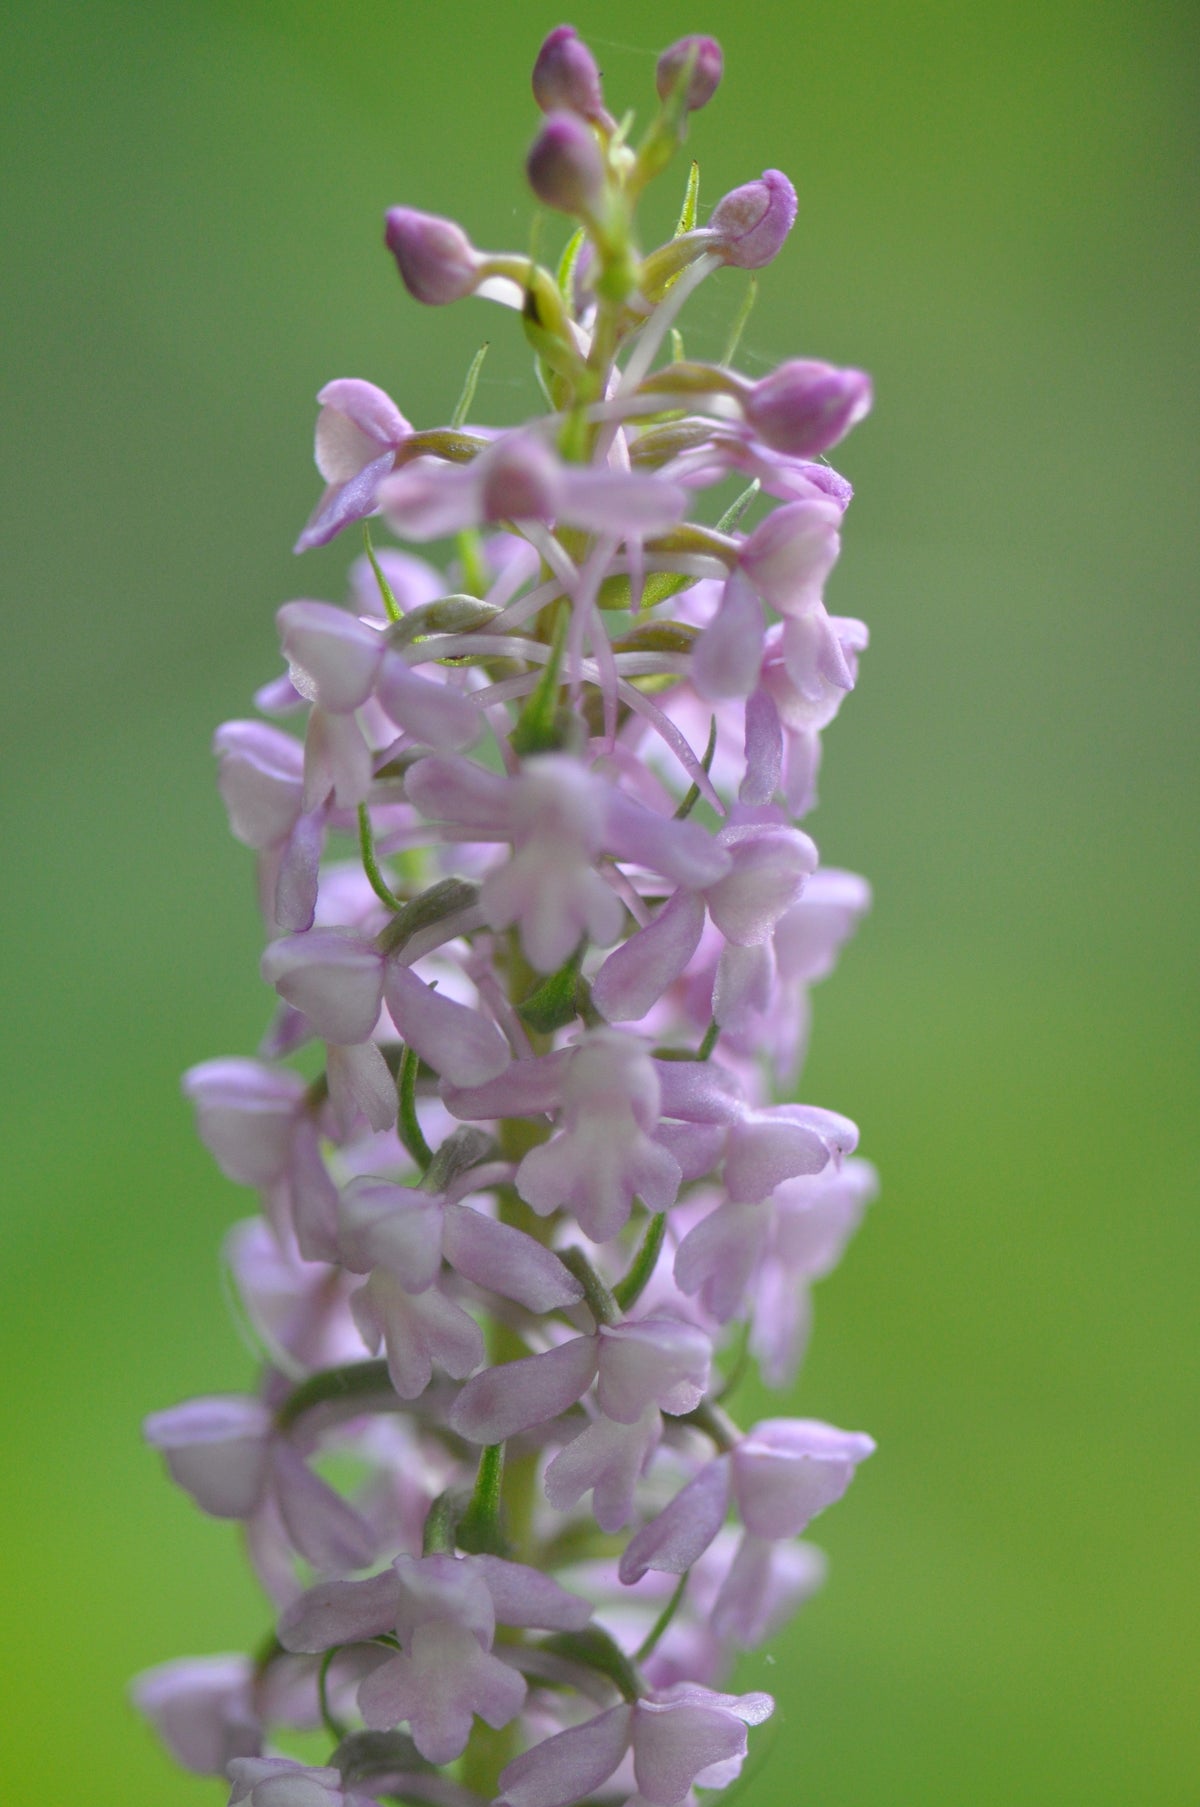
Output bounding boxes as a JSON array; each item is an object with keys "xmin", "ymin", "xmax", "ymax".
[
  {"xmin": 744, "ymin": 360, "xmax": 873, "ymax": 458},
  {"xmin": 527, "ymin": 112, "xmax": 606, "ymax": 217},
  {"xmin": 532, "ymin": 25, "xmax": 605, "ymax": 120},
  {"xmin": 384, "ymin": 207, "xmax": 479, "ymax": 305},
  {"xmin": 656, "ymin": 35, "xmax": 723, "ymax": 112},
  {"xmin": 709, "ymin": 169, "xmax": 798, "ymax": 269}
]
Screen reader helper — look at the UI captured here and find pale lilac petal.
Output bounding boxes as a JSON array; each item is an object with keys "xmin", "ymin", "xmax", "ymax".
[
  {"xmin": 711, "ymin": 1532, "xmax": 827, "ymax": 1646},
  {"xmin": 441, "ymin": 1049, "xmax": 571, "ymax": 1122},
  {"xmin": 359, "ymin": 1623, "xmax": 526, "ymax": 1761},
  {"xmin": 351, "ymin": 1272, "xmax": 485, "ymax": 1399},
  {"xmin": 223, "ymin": 1217, "xmax": 354, "ymax": 1371},
  {"xmin": 213, "ymin": 722, "xmax": 304, "ymax": 849},
  {"xmin": 596, "ymin": 1319, "xmax": 711, "ymax": 1423},
  {"xmin": 779, "ymin": 1102, "xmax": 860, "ymax": 1159},
  {"xmin": 516, "ymin": 1033, "xmax": 683, "ymax": 1243},
  {"xmin": 473, "ymin": 757, "xmax": 623, "ymax": 970},
  {"xmin": 740, "ymin": 686, "xmax": 783, "ymax": 806},
  {"xmin": 474, "ymin": 1555, "xmax": 593, "ymax": 1631},
  {"xmin": 705, "ymin": 824, "xmax": 817, "ymax": 946},
  {"xmin": 337, "ymin": 1177, "xmax": 444, "ymax": 1288},
  {"xmin": 442, "ymin": 1204, "xmax": 584, "ymax": 1312},
  {"xmin": 723, "ymin": 1111, "xmax": 830, "ymax": 1204},
  {"xmin": 476, "ymin": 434, "xmax": 562, "ymax": 522},
  {"xmin": 392, "ymin": 1552, "xmax": 495, "ymax": 1644},
  {"xmin": 182, "ymin": 1059, "xmax": 304, "ymax": 1188},
  {"xmin": 618, "ymin": 1456, "xmax": 731, "ymax": 1584},
  {"xmin": 560, "ymin": 469, "xmax": 688, "ymax": 535},
  {"xmin": 130, "ymin": 1655, "xmax": 259, "ymax": 1775},
  {"xmin": 497, "ymin": 1704, "xmax": 634, "ymax": 1807},
  {"xmin": 261, "ymin": 931, "xmax": 383, "ymax": 1046},
  {"xmin": 269, "ymin": 1443, "xmax": 378, "ymax": 1574},
  {"xmin": 483, "ymin": 852, "xmax": 625, "ymax": 972},
  {"xmin": 783, "ymin": 725, "xmax": 822, "ymax": 816},
  {"xmin": 143, "ymin": 1396, "xmax": 271, "ymax": 1519},
  {"xmin": 376, "ymin": 655, "xmax": 481, "ymax": 751},
  {"xmin": 740, "ymin": 498, "xmax": 842, "ymax": 615},
  {"xmin": 713, "ymin": 941, "xmax": 774, "ymax": 1032},
  {"xmin": 325, "ymin": 1040, "xmax": 398, "ymax": 1137},
  {"xmin": 652, "ymin": 1059, "xmax": 744, "ymax": 1124},
  {"xmin": 631, "ymin": 1694, "xmax": 751, "ymax": 1805},
  {"xmin": 227, "ymin": 1756, "xmax": 344, "ymax": 1805},
  {"xmin": 543, "ymin": 1409, "xmax": 660, "ymax": 1532},
  {"xmin": 383, "ymin": 962, "xmax": 509, "ymax": 1086},
  {"xmin": 591, "ymin": 891, "xmax": 705, "ymax": 1023},
  {"xmin": 654, "ymin": 1119, "xmax": 726, "ymax": 1181},
  {"xmin": 772, "ymin": 1158, "xmax": 877, "ymax": 1280},
  {"xmin": 773, "ymin": 867, "xmax": 871, "ymax": 984},
  {"xmin": 782, "ymin": 607, "xmax": 855, "ymax": 696},
  {"xmin": 449, "ymin": 1335, "xmax": 598, "ymax": 1444},
  {"xmin": 303, "ymin": 708, "xmax": 373, "ymax": 811},
  {"xmin": 405, "ymin": 753, "xmax": 513, "ymax": 833},
  {"xmin": 693, "ymin": 571, "xmax": 765, "ymax": 701},
  {"xmin": 517, "ymin": 1119, "xmax": 680, "ymax": 1243},
  {"xmin": 274, "ymin": 809, "xmax": 325, "ymax": 933},
  {"xmin": 604, "ymin": 794, "xmax": 731, "ymax": 889},
  {"xmin": 314, "ymin": 379, "xmax": 410, "ymax": 481},
  {"xmin": 674, "ymin": 1201, "xmax": 769, "ymax": 1323},
  {"xmin": 377, "ymin": 458, "xmax": 480, "ymax": 541},
  {"xmin": 277, "ymin": 602, "xmax": 383, "ymax": 713},
  {"xmin": 732, "ymin": 1417, "xmax": 876, "ymax": 1537},
  {"xmin": 277, "ymin": 1567, "xmax": 402, "ymax": 1653},
  {"xmin": 749, "ymin": 1262, "xmax": 813, "ymax": 1388},
  {"xmin": 295, "ymin": 452, "xmax": 396, "ymax": 554}
]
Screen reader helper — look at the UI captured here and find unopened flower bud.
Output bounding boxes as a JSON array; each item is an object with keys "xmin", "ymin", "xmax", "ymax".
[
  {"xmin": 656, "ymin": 34, "xmax": 723, "ymax": 112},
  {"xmin": 527, "ymin": 112, "xmax": 607, "ymax": 217},
  {"xmin": 532, "ymin": 25, "xmax": 607, "ymax": 121},
  {"xmin": 384, "ymin": 206, "xmax": 480, "ymax": 305},
  {"xmin": 709, "ymin": 169, "xmax": 798, "ymax": 269},
  {"xmin": 744, "ymin": 360, "xmax": 873, "ymax": 458}
]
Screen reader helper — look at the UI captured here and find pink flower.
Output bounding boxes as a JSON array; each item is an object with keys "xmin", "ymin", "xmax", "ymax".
[
  {"xmin": 516, "ymin": 1032, "xmax": 682, "ymax": 1240},
  {"xmin": 295, "ymin": 379, "xmax": 413, "ymax": 552},
  {"xmin": 497, "ymin": 1685, "xmax": 773, "ymax": 1807},
  {"xmin": 279, "ymin": 1553, "xmax": 590, "ymax": 1764}
]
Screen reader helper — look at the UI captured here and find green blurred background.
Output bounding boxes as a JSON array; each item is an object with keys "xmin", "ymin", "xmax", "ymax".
[{"xmin": 3, "ymin": 1, "xmax": 1196, "ymax": 1800}]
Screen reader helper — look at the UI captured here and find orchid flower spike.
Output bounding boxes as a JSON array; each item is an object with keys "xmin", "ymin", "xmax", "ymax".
[{"xmin": 136, "ymin": 27, "xmax": 882, "ymax": 1807}]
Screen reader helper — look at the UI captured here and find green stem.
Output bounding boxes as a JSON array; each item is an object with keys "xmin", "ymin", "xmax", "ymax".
[
  {"xmin": 635, "ymin": 1571, "xmax": 689, "ymax": 1662},
  {"xmin": 677, "ymin": 1395, "xmax": 741, "ymax": 1452},
  {"xmin": 274, "ymin": 1358, "xmax": 394, "ymax": 1432},
  {"xmin": 673, "ymin": 715, "xmax": 717, "ymax": 819},
  {"xmin": 560, "ymin": 1246, "xmax": 619, "ymax": 1326},
  {"xmin": 362, "ymin": 522, "xmax": 402, "ymax": 623},
  {"xmin": 358, "ymin": 804, "xmax": 403, "ymax": 911},
  {"xmin": 318, "ymin": 1647, "xmax": 350, "ymax": 1743},
  {"xmin": 613, "ymin": 1212, "xmax": 667, "ymax": 1313},
  {"xmin": 396, "ymin": 1044, "xmax": 434, "ymax": 1170}
]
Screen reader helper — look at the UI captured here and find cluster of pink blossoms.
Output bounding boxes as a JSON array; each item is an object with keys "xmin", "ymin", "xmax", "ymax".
[{"xmin": 135, "ymin": 28, "xmax": 878, "ymax": 1807}]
